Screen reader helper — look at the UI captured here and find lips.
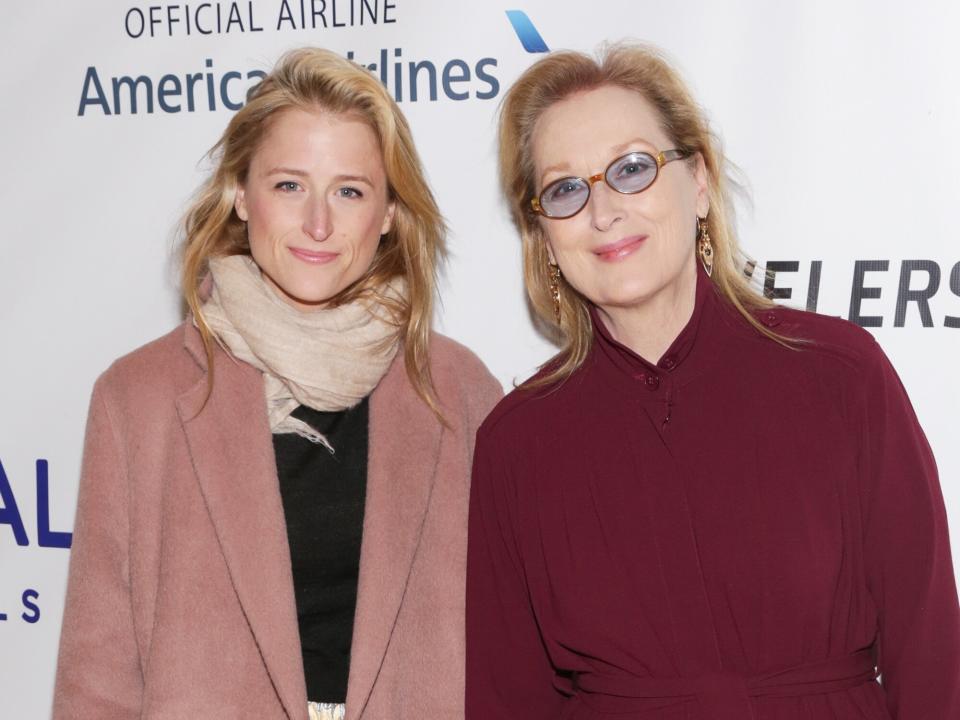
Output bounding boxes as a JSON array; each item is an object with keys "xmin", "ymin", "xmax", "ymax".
[
  {"xmin": 592, "ymin": 235, "xmax": 647, "ymax": 261},
  {"xmin": 288, "ymin": 246, "xmax": 339, "ymax": 264}
]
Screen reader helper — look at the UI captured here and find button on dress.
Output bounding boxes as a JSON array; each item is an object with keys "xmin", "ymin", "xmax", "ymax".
[{"xmin": 466, "ymin": 267, "xmax": 960, "ymax": 719}]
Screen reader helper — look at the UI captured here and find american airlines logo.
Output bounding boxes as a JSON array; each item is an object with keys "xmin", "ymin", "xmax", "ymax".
[{"xmin": 77, "ymin": 9, "xmax": 549, "ymax": 116}]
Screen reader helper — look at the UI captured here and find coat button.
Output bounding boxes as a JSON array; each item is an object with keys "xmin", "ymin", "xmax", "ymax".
[
  {"xmin": 660, "ymin": 356, "xmax": 676, "ymax": 370},
  {"xmin": 761, "ymin": 310, "xmax": 781, "ymax": 327},
  {"xmin": 645, "ymin": 374, "xmax": 660, "ymax": 390}
]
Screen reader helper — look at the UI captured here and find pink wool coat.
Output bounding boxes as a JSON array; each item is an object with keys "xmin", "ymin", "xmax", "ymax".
[{"xmin": 53, "ymin": 321, "xmax": 502, "ymax": 719}]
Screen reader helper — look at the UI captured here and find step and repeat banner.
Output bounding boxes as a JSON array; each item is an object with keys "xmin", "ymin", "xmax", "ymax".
[{"xmin": 1, "ymin": 1, "xmax": 958, "ymax": 715}]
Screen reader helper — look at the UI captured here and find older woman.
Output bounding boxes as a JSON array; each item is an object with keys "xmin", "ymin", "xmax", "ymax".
[
  {"xmin": 54, "ymin": 48, "xmax": 501, "ymax": 720},
  {"xmin": 466, "ymin": 44, "xmax": 959, "ymax": 719}
]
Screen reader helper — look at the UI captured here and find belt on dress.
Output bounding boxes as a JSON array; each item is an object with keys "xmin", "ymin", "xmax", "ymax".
[{"xmin": 567, "ymin": 648, "xmax": 878, "ymax": 717}]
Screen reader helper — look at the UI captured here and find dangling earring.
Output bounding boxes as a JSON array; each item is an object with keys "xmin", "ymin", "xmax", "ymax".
[
  {"xmin": 548, "ymin": 262, "xmax": 562, "ymax": 325},
  {"xmin": 697, "ymin": 216, "xmax": 714, "ymax": 277}
]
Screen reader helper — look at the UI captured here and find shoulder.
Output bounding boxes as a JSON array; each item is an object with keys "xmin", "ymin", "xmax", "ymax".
[
  {"xmin": 763, "ymin": 305, "xmax": 888, "ymax": 374},
  {"xmin": 94, "ymin": 322, "xmax": 201, "ymax": 409},
  {"xmin": 476, "ymin": 353, "xmax": 575, "ymax": 443},
  {"xmin": 733, "ymin": 304, "xmax": 901, "ymax": 420},
  {"xmin": 428, "ymin": 332, "xmax": 499, "ymax": 389},
  {"xmin": 427, "ymin": 332, "xmax": 504, "ymax": 426}
]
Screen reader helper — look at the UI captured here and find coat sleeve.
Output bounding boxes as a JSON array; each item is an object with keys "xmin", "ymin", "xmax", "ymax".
[
  {"xmin": 53, "ymin": 376, "xmax": 143, "ymax": 719},
  {"xmin": 858, "ymin": 340, "xmax": 960, "ymax": 718},
  {"xmin": 465, "ymin": 425, "xmax": 565, "ymax": 719}
]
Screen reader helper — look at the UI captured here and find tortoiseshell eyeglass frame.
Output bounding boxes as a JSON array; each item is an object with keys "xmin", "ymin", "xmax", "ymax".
[{"xmin": 530, "ymin": 148, "xmax": 691, "ymax": 219}]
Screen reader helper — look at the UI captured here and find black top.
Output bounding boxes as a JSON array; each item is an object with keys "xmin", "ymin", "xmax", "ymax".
[{"xmin": 272, "ymin": 398, "xmax": 369, "ymax": 703}]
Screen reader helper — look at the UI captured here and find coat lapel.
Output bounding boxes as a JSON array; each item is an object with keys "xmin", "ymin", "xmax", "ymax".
[
  {"xmin": 345, "ymin": 352, "xmax": 443, "ymax": 719},
  {"xmin": 176, "ymin": 325, "xmax": 307, "ymax": 720}
]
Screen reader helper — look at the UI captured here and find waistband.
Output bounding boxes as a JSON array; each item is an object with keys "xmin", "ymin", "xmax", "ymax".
[{"xmin": 564, "ymin": 648, "xmax": 877, "ymax": 716}]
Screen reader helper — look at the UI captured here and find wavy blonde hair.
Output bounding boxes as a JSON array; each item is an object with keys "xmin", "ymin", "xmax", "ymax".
[
  {"xmin": 499, "ymin": 43, "xmax": 783, "ymax": 387},
  {"xmin": 181, "ymin": 47, "xmax": 445, "ymax": 413}
]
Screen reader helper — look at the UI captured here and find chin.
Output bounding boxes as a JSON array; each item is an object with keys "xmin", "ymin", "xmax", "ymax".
[
  {"xmin": 592, "ymin": 278, "xmax": 660, "ymax": 309},
  {"xmin": 271, "ymin": 280, "xmax": 338, "ymax": 309},
  {"xmin": 298, "ymin": 293, "xmax": 337, "ymax": 307}
]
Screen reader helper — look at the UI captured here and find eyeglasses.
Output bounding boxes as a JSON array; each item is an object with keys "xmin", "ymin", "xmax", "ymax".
[{"xmin": 531, "ymin": 148, "xmax": 690, "ymax": 219}]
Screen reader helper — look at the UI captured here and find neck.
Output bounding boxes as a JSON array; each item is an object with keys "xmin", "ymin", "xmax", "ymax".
[{"xmin": 595, "ymin": 262, "xmax": 698, "ymax": 364}]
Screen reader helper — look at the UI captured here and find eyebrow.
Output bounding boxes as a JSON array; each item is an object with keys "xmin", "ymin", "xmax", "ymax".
[
  {"xmin": 333, "ymin": 173, "xmax": 375, "ymax": 185},
  {"xmin": 266, "ymin": 166, "xmax": 309, "ymax": 178},
  {"xmin": 539, "ymin": 137, "xmax": 658, "ymax": 181},
  {"xmin": 265, "ymin": 167, "xmax": 375, "ymax": 185}
]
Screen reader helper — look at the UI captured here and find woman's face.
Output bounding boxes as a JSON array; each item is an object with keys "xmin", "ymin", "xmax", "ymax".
[
  {"xmin": 235, "ymin": 108, "xmax": 395, "ymax": 311},
  {"xmin": 531, "ymin": 84, "xmax": 709, "ymax": 317}
]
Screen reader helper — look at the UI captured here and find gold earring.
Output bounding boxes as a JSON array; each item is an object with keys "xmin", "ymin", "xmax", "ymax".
[
  {"xmin": 548, "ymin": 262, "xmax": 562, "ymax": 325},
  {"xmin": 697, "ymin": 216, "xmax": 714, "ymax": 277}
]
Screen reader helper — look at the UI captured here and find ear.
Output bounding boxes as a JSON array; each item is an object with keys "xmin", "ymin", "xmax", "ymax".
[
  {"xmin": 693, "ymin": 152, "xmax": 710, "ymax": 219},
  {"xmin": 234, "ymin": 185, "xmax": 249, "ymax": 222},
  {"xmin": 380, "ymin": 199, "xmax": 397, "ymax": 236}
]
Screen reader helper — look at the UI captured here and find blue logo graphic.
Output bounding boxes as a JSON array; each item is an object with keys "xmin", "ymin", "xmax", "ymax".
[
  {"xmin": 0, "ymin": 458, "xmax": 72, "ymax": 549},
  {"xmin": 506, "ymin": 11, "xmax": 549, "ymax": 53}
]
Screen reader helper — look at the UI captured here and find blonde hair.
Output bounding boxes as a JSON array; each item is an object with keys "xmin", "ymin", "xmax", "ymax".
[
  {"xmin": 181, "ymin": 47, "xmax": 445, "ymax": 413},
  {"xmin": 499, "ymin": 43, "xmax": 783, "ymax": 387}
]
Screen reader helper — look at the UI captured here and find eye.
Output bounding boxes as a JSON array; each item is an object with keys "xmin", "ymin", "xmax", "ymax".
[
  {"xmin": 544, "ymin": 178, "xmax": 583, "ymax": 200},
  {"xmin": 274, "ymin": 181, "xmax": 301, "ymax": 192},
  {"xmin": 337, "ymin": 186, "xmax": 364, "ymax": 199},
  {"xmin": 613, "ymin": 154, "xmax": 655, "ymax": 178}
]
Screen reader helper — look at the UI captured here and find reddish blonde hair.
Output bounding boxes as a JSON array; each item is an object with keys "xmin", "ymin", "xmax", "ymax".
[{"xmin": 499, "ymin": 43, "xmax": 782, "ymax": 386}]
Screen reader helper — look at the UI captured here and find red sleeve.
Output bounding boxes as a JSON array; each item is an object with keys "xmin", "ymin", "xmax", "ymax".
[
  {"xmin": 53, "ymin": 377, "xmax": 143, "ymax": 719},
  {"xmin": 859, "ymin": 339, "xmax": 960, "ymax": 717},
  {"xmin": 465, "ymin": 426, "xmax": 565, "ymax": 719}
]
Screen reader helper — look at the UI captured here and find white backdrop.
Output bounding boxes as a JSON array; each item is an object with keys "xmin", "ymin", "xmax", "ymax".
[{"xmin": 1, "ymin": 2, "xmax": 958, "ymax": 716}]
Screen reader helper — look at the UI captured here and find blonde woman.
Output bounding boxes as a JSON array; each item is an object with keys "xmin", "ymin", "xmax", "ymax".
[
  {"xmin": 466, "ymin": 45, "xmax": 959, "ymax": 719},
  {"xmin": 54, "ymin": 48, "xmax": 501, "ymax": 720}
]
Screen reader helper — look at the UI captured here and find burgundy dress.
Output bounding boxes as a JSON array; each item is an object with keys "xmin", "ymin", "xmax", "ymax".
[{"xmin": 466, "ymin": 268, "xmax": 960, "ymax": 719}]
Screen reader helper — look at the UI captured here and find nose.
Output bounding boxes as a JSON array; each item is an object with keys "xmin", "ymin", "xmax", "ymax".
[
  {"xmin": 303, "ymin": 194, "xmax": 332, "ymax": 242},
  {"xmin": 586, "ymin": 177, "xmax": 624, "ymax": 232}
]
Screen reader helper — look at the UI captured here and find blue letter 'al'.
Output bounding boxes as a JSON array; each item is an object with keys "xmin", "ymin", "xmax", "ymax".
[{"xmin": 505, "ymin": 11, "xmax": 549, "ymax": 53}]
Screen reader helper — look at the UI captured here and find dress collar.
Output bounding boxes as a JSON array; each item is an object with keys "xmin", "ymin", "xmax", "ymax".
[{"xmin": 589, "ymin": 263, "xmax": 715, "ymax": 383}]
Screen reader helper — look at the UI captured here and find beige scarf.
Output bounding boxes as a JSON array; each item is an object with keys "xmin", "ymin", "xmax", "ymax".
[{"xmin": 201, "ymin": 255, "xmax": 402, "ymax": 452}]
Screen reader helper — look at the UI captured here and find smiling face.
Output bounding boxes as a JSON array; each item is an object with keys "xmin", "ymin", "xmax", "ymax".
[
  {"xmin": 531, "ymin": 84, "xmax": 709, "ymax": 319},
  {"xmin": 234, "ymin": 107, "xmax": 395, "ymax": 311}
]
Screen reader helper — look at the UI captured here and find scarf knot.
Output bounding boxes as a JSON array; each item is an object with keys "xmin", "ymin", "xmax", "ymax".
[{"xmin": 200, "ymin": 255, "xmax": 403, "ymax": 451}]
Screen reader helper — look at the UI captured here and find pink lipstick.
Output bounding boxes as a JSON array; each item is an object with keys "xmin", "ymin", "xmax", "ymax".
[
  {"xmin": 289, "ymin": 247, "xmax": 339, "ymax": 264},
  {"xmin": 593, "ymin": 235, "xmax": 647, "ymax": 262}
]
